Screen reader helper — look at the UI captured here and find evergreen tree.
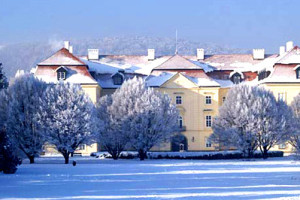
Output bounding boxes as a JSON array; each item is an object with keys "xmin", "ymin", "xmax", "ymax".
[
  {"xmin": 39, "ymin": 82, "xmax": 97, "ymax": 164},
  {"xmin": 5, "ymin": 74, "xmax": 47, "ymax": 163},
  {"xmin": 0, "ymin": 129, "xmax": 21, "ymax": 174},
  {"xmin": 0, "ymin": 63, "xmax": 8, "ymax": 90}
]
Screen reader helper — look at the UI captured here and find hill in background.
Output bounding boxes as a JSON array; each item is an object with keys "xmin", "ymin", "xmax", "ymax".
[{"xmin": 0, "ymin": 36, "xmax": 249, "ymax": 78}]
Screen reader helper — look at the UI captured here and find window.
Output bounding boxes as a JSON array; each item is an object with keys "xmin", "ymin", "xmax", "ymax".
[
  {"xmin": 192, "ymin": 137, "xmax": 195, "ymax": 142},
  {"xmin": 222, "ymin": 96, "xmax": 226, "ymax": 103},
  {"xmin": 279, "ymin": 143, "xmax": 286, "ymax": 149},
  {"xmin": 205, "ymin": 138, "xmax": 212, "ymax": 148},
  {"xmin": 297, "ymin": 68, "xmax": 300, "ymax": 79},
  {"xmin": 58, "ymin": 72, "xmax": 66, "ymax": 80},
  {"xmin": 206, "ymin": 96, "xmax": 212, "ymax": 104},
  {"xmin": 178, "ymin": 116, "xmax": 183, "ymax": 128},
  {"xmin": 112, "ymin": 74, "xmax": 123, "ymax": 85},
  {"xmin": 231, "ymin": 73, "xmax": 242, "ymax": 84},
  {"xmin": 278, "ymin": 92, "xmax": 285, "ymax": 101},
  {"xmin": 78, "ymin": 144, "xmax": 85, "ymax": 150},
  {"xmin": 206, "ymin": 116, "xmax": 212, "ymax": 127},
  {"xmin": 176, "ymin": 96, "xmax": 182, "ymax": 104}
]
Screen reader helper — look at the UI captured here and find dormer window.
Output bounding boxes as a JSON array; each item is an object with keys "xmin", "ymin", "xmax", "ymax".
[
  {"xmin": 56, "ymin": 66, "xmax": 67, "ymax": 81},
  {"xmin": 112, "ymin": 72, "xmax": 124, "ymax": 85},
  {"xmin": 297, "ymin": 68, "xmax": 300, "ymax": 79},
  {"xmin": 230, "ymin": 72, "xmax": 243, "ymax": 84},
  {"xmin": 293, "ymin": 65, "xmax": 300, "ymax": 79}
]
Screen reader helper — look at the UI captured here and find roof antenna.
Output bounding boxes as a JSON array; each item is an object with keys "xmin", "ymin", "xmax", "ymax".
[{"xmin": 175, "ymin": 29, "xmax": 178, "ymax": 55}]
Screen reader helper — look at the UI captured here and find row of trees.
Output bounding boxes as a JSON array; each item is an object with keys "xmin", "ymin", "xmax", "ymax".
[
  {"xmin": 0, "ymin": 74, "xmax": 179, "ymax": 168},
  {"xmin": 210, "ymin": 84, "xmax": 299, "ymax": 159}
]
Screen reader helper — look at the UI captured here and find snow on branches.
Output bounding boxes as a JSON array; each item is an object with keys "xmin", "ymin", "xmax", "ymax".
[
  {"xmin": 38, "ymin": 82, "xmax": 97, "ymax": 164},
  {"xmin": 96, "ymin": 77, "xmax": 179, "ymax": 160},
  {"xmin": 210, "ymin": 84, "xmax": 291, "ymax": 158}
]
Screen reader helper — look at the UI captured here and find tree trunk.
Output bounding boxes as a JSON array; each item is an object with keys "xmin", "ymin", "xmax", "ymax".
[
  {"xmin": 247, "ymin": 148, "xmax": 254, "ymax": 158},
  {"xmin": 138, "ymin": 149, "xmax": 147, "ymax": 161},
  {"xmin": 111, "ymin": 151, "xmax": 119, "ymax": 160},
  {"xmin": 262, "ymin": 146, "xmax": 268, "ymax": 159},
  {"xmin": 63, "ymin": 152, "xmax": 70, "ymax": 164},
  {"xmin": 29, "ymin": 155, "xmax": 34, "ymax": 164}
]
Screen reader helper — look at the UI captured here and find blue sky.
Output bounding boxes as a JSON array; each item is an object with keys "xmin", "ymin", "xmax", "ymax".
[{"xmin": 1, "ymin": 0, "xmax": 300, "ymax": 52}]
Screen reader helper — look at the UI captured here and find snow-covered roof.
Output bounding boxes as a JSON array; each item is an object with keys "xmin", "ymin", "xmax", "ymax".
[
  {"xmin": 183, "ymin": 74, "xmax": 220, "ymax": 87},
  {"xmin": 94, "ymin": 73, "xmax": 145, "ymax": 88},
  {"xmin": 276, "ymin": 46, "xmax": 300, "ymax": 64},
  {"xmin": 260, "ymin": 64, "xmax": 300, "ymax": 84},
  {"xmin": 35, "ymin": 66, "xmax": 97, "ymax": 85},
  {"xmin": 153, "ymin": 54, "xmax": 204, "ymax": 71},
  {"xmin": 39, "ymin": 48, "xmax": 86, "ymax": 66},
  {"xmin": 146, "ymin": 72, "xmax": 177, "ymax": 87},
  {"xmin": 79, "ymin": 55, "xmax": 170, "ymax": 75}
]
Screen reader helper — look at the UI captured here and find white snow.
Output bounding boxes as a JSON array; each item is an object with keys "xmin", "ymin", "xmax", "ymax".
[
  {"xmin": 1, "ymin": 156, "xmax": 300, "ymax": 200},
  {"xmin": 146, "ymin": 72, "xmax": 176, "ymax": 87}
]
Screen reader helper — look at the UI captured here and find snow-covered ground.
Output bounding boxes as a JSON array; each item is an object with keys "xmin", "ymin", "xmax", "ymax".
[{"xmin": 1, "ymin": 156, "xmax": 300, "ymax": 200}]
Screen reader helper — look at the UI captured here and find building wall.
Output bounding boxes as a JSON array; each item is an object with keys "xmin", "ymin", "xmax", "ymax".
[
  {"xmin": 81, "ymin": 84, "xmax": 101, "ymax": 103},
  {"xmin": 154, "ymin": 73, "xmax": 219, "ymax": 151}
]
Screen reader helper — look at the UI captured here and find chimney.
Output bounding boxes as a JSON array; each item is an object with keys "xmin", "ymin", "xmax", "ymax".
[
  {"xmin": 279, "ymin": 46, "xmax": 285, "ymax": 56},
  {"xmin": 64, "ymin": 41, "xmax": 70, "ymax": 50},
  {"xmin": 69, "ymin": 46, "xmax": 73, "ymax": 54},
  {"xmin": 286, "ymin": 41, "xmax": 294, "ymax": 52},
  {"xmin": 197, "ymin": 48, "xmax": 204, "ymax": 60},
  {"xmin": 148, "ymin": 49, "xmax": 155, "ymax": 61},
  {"xmin": 88, "ymin": 49, "xmax": 99, "ymax": 60},
  {"xmin": 252, "ymin": 49, "xmax": 265, "ymax": 60}
]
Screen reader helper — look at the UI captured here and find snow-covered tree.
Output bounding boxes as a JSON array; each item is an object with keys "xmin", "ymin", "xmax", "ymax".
[
  {"xmin": 210, "ymin": 85, "xmax": 259, "ymax": 158},
  {"xmin": 5, "ymin": 74, "xmax": 47, "ymax": 163},
  {"xmin": 96, "ymin": 95, "xmax": 127, "ymax": 160},
  {"xmin": 39, "ymin": 82, "xmax": 97, "ymax": 164},
  {"xmin": 96, "ymin": 78, "xmax": 179, "ymax": 160},
  {"xmin": 210, "ymin": 85, "xmax": 291, "ymax": 158},
  {"xmin": 290, "ymin": 95, "xmax": 300, "ymax": 155},
  {"xmin": 0, "ymin": 63, "xmax": 8, "ymax": 90},
  {"xmin": 124, "ymin": 79, "xmax": 179, "ymax": 160},
  {"xmin": 252, "ymin": 92, "xmax": 292, "ymax": 159},
  {"xmin": 0, "ymin": 129, "xmax": 21, "ymax": 174}
]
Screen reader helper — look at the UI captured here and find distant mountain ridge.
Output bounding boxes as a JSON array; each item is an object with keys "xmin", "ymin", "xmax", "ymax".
[{"xmin": 0, "ymin": 36, "xmax": 249, "ymax": 78}]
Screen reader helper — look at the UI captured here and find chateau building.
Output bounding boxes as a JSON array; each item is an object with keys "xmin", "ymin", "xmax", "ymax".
[{"xmin": 34, "ymin": 41, "xmax": 299, "ymax": 155}]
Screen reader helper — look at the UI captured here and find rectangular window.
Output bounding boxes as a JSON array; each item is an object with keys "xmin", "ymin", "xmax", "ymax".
[
  {"xmin": 205, "ymin": 138, "xmax": 212, "ymax": 148},
  {"xmin": 58, "ymin": 72, "xmax": 66, "ymax": 80},
  {"xmin": 297, "ymin": 69, "xmax": 300, "ymax": 79},
  {"xmin": 206, "ymin": 116, "xmax": 212, "ymax": 127},
  {"xmin": 78, "ymin": 144, "xmax": 85, "ymax": 150},
  {"xmin": 278, "ymin": 93, "xmax": 285, "ymax": 101},
  {"xmin": 176, "ymin": 96, "xmax": 182, "ymax": 105},
  {"xmin": 206, "ymin": 96, "xmax": 212, "ymax": 104},
  {"xmin": 279, "ymin": 143, "xmax": 286, "ymax": 149}
]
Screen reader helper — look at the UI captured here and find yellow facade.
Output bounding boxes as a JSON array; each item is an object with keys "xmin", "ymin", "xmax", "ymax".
[{"xmin": 154, "ymin": 73, "xmax": 220, "ymax": 151}]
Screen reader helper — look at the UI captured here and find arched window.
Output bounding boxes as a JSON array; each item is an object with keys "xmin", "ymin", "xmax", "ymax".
[
  {"xmin": 231, "ymin": 72, "xmax": 242, "ymax": 84},
  {"xmin": 178, "ymin": 116, "xmax": 183, "ymax": 128}
]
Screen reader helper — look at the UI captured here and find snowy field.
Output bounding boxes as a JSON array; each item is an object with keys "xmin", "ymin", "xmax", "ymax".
[{"xmin": 1, "ymin": 157, "xmax": 300, "ymax": 200}]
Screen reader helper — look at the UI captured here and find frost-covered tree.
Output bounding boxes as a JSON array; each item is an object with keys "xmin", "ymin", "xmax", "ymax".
[
  {"xmin": 124, "ymin": 79, "xmax": 179, "ymax": 160},
  {"xmin": 96, "ymin": 78, "xmax": 179, "ymax": 160},
  {"xmin": 252, "ymin": 92, "xmax": 292, "ymax": 159},
  {"xmin": 210, "ymin": 85, "xmax": 291, "ymax": 158},
  {"xmin": 290, "ymin": 95, "xmax": 300, "ymax": 155},
  {"xmin": 39, "ymin": 82, "xmax": 97, "ymax": 164},
  {"xmin": 96, "ymin": 95, "xmax": 127, "ymax": 160},
  {"xmin": 0, "ymin": 63, "xmax": 8, "ymax": 90},
  {"xmin": 210, "ymin": 85, "xmax": 259, "ymax": 158},
  {"xmin": 5, "ymin": 74, "xmax": 47, "ymax": 163}
]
